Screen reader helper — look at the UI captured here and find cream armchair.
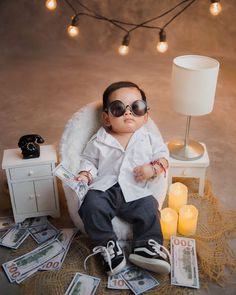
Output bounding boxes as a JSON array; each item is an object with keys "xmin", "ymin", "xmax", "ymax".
[{"xmin": 59, "ymin": 101, "xmax": 168, "ymax": 240}]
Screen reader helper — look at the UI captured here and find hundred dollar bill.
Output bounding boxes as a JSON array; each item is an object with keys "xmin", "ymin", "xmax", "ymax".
[
  {"xmin": 54, "ymin": 164, "xmax": 88, "ymax": 202},
  {"xmin": 2, "ymin": 239, "xmax": 64, "ymax": 283},
  {"xmin": 39, "ymin": 249, "xmax": 65, "ymax": 271},
  {"xmin": 17, "ymin": 228, "xmax": 78, "ymax": 282},
  {"xmin": 0, "ymin": 226, "xmax": 29, "ymax": 249},
  {"xmin": 28, "ymin": 221, "xmax": 60, "ymax": 244},
  {"xmin": 56, "ymin": 228, "xmax": 78, "ymax": 249},
  {"xmin": 18, "ymin": 216, "xmax": 48, "ymax": 229},
  {"xmin": 65, "ymin": 272, "xmax": 100, "ymax": 295},
  {"xmin": 39, "ymin": 228, "xmax": 78, "ymax": 271},
  {"xmin": 171, "ymin": 236, "xmax": 200, "ymax": 289},
  {"xmin": 107, "ymin": 274, "xmax": 129, "ymax": 290},
  {"xmin": 120, "ymin": 266, "xmax": 159, "ymax": 295},
  {"xmin": 16, "ymin": 268, "xmax": 38, "ymax": 284}
]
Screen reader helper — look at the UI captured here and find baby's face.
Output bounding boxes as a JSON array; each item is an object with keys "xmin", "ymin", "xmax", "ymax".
[{"xmin": 104, "ymin": 87, "xmax": 148, "ymax": 134}]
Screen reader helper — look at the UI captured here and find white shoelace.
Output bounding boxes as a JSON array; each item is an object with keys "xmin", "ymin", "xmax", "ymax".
[
  {"xmin": 148, "ymin": 239, "xmax": 172, "ymax": 264},
  {"xmin": 84, "ymin": 240, "xmax": 116, "ymax": 272}
]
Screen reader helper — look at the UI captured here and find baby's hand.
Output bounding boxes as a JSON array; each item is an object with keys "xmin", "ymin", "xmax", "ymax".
[
  {"xmin": 74, "ymin": 173, "xmax": 89, "ymax": 184},
  {"xmin": 133, "ymin": 164, "xmax": 155, "ymax": 182}
]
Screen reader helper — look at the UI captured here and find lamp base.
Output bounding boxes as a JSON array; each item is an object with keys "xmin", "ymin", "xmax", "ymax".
[{"xmin": 168, "ymin": 139, "xmax": 204, "ymax": 161}]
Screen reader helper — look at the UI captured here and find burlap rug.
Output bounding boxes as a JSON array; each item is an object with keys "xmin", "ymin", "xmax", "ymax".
[{"xmin": 4, "ymin": 180, "xmax": 236, "ymax": 295}]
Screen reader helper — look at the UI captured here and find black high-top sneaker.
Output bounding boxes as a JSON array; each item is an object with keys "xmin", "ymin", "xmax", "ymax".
[
  {"xmin": 129, "ymin": 239, "xmax": 171, "ymax": 274},
  {"xmin": 84, "ymin": 240, "xmax": 126, "ymax": 276}
]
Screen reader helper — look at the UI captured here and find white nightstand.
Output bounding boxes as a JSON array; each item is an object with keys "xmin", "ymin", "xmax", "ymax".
[
  {"xmin": 168, "ymin": 143, "xmax": 209, "ymax": 195},
  {"xmin": 2, "ymin": 145, "xmax": 60, "ymax": 223}
]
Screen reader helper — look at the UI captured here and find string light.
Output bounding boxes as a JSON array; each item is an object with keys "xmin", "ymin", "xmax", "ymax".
[
  {"xmin": 209, "ymin": 0, "xmax": 222, "ymax": 16},
  {"xmin": 45, "ymin": 0, "xmax": 57, "ymax": 11},
  {"xmin": 68, "ymin": 14, "xmax": 79, "ymax": 37},
  {"xmin": 157, "ymin": 29, "xmax": 168, "ymax": 53},
  {"xmin": 118, "ymin": 34, "xmax": 130, "ymax": 56},
  {"xmin": 45, "ymin": 0, "xmax": 223, "ymax": 54}
]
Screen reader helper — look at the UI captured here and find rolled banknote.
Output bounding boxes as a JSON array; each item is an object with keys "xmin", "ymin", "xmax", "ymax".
[{"xmin": 53, "ymin": 164, "xmax": 88, "ymax": 202}]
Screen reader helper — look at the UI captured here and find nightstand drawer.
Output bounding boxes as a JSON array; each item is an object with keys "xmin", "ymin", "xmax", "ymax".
[
  {"xmin": 9, "ymin": 164, "xmax": 52, "ymax": 180},
  {"xmin": 172, "ymin": 167, "xmax": 189, "ymax": 176}
]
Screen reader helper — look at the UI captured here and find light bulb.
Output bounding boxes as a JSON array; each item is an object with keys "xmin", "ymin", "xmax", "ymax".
[
  {"xmin": 118, "ymin": 45, "xmax": 129, "ymax": 56},
  {"xmin": 157, "ymin": 41, "xmax": 168, "ymax": 53},
  {"xmin": 45, "ymin": 0, "xmax": 57, "ymax": 10},
  {"xmin": 209, "ymin": 1, "xmax": 222, "ymax": 16},
  {"xmin": 68, "ymin": 14, "xmax": 79, "ymax": 37},
  {"xmin": 118, "ymin": 34, "xmax": 130, "ymax": 56},
  {"xmin": 68, "ymin": 25, "xmax": 79, "ymax": 37},
  {"xmin": 157, "ymin": 29, "xmax": 168, "ymax": 53}
]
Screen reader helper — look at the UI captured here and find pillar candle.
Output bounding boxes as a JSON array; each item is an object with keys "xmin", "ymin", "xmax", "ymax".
[
  {"xmin": 160, "ymin": 207, "xmax": 178, "ymax": 239},
  {"xmin": 178, "ymin": 205, "xmax": 198, "ymax": 236},
  {"xmin": 168, "ymin": 182, "xmax": 188, "ymax": 213}
]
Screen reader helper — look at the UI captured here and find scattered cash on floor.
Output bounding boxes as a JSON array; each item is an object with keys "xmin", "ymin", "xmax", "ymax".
[
  {"xmin": 171, "ymin": 236, "xmax": 200, "ymax": 289},
  {"xmin": 119, "ymin": 265, "xmax": 159, "ymax": 295},
  {"xmin": 1, "ymin": 216, "xmax": 79, "ymax": 283},
  {"xmin": 64, "ymin": 272, "xmax": 100, "ymax": 295},
  {"xmin": 0, "ymin": 216, "xmax": 60, "ymax": 249},
  {"xmin": 53, "ymin": 163, "xmax": 88, "ymax": 202}
]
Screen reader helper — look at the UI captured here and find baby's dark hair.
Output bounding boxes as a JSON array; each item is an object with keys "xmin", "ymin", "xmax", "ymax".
[{"xmin": 102, "ymin": 81, "xmax": 147, "ymax": 111}]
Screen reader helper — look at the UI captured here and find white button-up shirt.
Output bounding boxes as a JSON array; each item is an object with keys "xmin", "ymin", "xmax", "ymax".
[{"xmin": 79, "ymin": 125, "xmax": 169, "ymax": 202}]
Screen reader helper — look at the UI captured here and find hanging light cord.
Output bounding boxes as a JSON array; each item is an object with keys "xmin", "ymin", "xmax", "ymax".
[
  {"xmin": 63, "ymin": 0, "xmax": 197, "ymax": 33},
  {"xmin": 163, "ymin": 0, "xmax": 197, "ymax": 29},
  {"xmin": 55, "ymin": 0, "xmax": 221, "ymax": 54}
]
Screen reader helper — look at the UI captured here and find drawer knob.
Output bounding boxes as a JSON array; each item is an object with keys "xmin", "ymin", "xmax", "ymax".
[
  {"xmin": 36, "ymin": 194, "xmax": 41, "ymax": 198},
  {"xmin": 28, "ymin": 170, "xmax": 34, "ymax": 176},
  {"xmin": 29, "ymin": 195, "xmax": 34, "ymax": 200},
  {"xmin": 182, "ymin": 169, "xmax": 187, "ymax": 176}
]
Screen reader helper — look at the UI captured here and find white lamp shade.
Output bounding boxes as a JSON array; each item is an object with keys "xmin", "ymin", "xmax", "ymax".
[{"xmin": 171, "ymin": 55, "xmax": 220, "ymax": 116}]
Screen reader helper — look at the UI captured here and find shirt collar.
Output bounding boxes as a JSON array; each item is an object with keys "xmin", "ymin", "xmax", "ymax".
[{"xmin": 96, "ymin": 126, "xmax": 147, "ymax": 150}]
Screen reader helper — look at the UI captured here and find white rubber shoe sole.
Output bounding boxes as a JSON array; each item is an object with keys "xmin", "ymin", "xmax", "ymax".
[{"xmin": 129, "ymin": 254, "xmax": 171, "ymax": 275}]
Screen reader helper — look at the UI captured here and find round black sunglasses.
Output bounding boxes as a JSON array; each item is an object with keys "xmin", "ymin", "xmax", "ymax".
[{"xmin": 105, "ymin": 100, "xmax": 149, "ymax": 117}]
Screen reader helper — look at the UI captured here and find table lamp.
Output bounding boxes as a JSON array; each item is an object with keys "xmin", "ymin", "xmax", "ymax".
[{"xmin": 168, "ymin": 55, "xmax": 220, "ymax": 160}]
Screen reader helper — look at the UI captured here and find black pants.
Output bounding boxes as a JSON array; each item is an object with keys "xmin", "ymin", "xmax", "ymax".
[{"xmin": 79, "ymin": 183, "xmax": 163, "ymax": 247}]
